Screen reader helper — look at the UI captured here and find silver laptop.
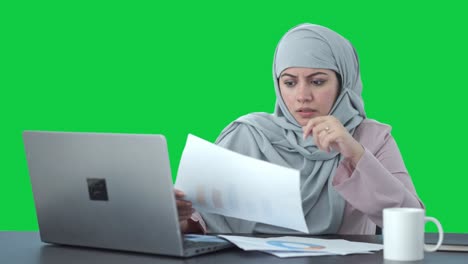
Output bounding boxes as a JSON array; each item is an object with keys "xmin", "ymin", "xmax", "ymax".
[{"xmin": 23, "ymin": 131, "xmax": 232, "ymax": 257}]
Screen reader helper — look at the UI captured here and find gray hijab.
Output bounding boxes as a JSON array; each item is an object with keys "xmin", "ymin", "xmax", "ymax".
[{"xmin": 201, "ymin": 24, "xmax": 365, "ymax": 234}]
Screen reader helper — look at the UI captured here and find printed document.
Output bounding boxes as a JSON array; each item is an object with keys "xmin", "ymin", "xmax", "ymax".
[
  {"xmin": 175, "ymin": 134, "xmax": 308, "ymax": 233},
  {"xmin": 219, "ymin": 235, "xmax": 383, "ymax": 257}
]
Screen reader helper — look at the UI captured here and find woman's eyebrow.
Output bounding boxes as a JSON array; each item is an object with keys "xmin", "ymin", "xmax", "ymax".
[
  {"xmin": 306, "ymin": 72, "xmax": 328, "ymax": 78},
  {"xmin": 280, "ymin": 72, "xmax": 328, "ymax": 78},
  {"xmin": 280, "ymin": 73, "xmax": 297, "ymax": 78}
]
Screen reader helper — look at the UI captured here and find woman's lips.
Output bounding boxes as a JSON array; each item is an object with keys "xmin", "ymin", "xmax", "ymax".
[
  {"xmin": 296, "ymin": 108, "xmax": 317, "ymax": 118},
  {"xmin": 297, "ymin": 111, "xmax": 315, "ymax": 118}
]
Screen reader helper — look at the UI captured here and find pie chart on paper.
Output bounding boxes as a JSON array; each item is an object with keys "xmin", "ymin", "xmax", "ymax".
[{"xmin": 266, "ymin": 240, "xmax": 326, "ymax": 251}]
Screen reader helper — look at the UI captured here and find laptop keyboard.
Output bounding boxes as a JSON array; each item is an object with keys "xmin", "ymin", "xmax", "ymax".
[
  {"xmin": 183, "ymin": 239, "xmax": 227, "ymax": 249},
  {"xmin": 182, "ymin": 234, "xmax": 233, "ymax": 255}
]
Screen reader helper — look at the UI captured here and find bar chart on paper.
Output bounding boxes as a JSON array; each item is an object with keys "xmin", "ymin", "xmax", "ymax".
[{"xmin": 175, "ymin": 134, "xmax": 308, "ymax": 233}]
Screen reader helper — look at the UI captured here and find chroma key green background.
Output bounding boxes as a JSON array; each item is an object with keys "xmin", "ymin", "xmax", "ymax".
[{"xmin": 1, "ymin": 1, "xmax": 467, "ymax": 232}]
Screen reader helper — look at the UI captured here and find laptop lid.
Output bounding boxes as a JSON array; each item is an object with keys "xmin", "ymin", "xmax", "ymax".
[{"xmin": 23, "ymin": 131, "xmax": 186, "ymax": 256}]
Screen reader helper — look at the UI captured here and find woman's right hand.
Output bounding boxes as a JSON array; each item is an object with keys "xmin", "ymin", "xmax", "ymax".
[{"xmin": 174, "ymin": 189, "xmax": 194, "ymax": 232}]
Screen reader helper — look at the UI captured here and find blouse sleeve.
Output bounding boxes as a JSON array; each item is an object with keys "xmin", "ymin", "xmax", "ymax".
[{"xmin": 332, "ymin": 129, "xmax": 424, "ymax": 227}]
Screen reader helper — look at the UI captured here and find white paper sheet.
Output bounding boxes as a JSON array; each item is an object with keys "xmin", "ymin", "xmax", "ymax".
[
  {"xmin": 264, "ymin": 250, "xmax": 373, "ymax": 258},
  {"xmin": 219, "ymin": 235, "xmax": 383, "ymax": 258},
  {"xmin": 175, "ymin": 134, "xmax": 308, "ymax": 233}
]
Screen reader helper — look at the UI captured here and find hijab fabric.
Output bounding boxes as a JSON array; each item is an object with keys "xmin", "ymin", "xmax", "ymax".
[{"xmin": 202, "ymin": 24, "xmax": 365, "ymax": 234}]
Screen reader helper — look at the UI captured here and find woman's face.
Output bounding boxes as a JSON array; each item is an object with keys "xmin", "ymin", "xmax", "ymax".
[{"xmin": 279, "ymin": 67, "xmax": 339, "ymax": 127}]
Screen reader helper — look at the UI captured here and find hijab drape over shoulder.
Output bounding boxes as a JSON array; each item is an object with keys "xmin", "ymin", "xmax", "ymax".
[{"xmin": 201, "ymin": 24, "xmax": 365, "ymax": 234}]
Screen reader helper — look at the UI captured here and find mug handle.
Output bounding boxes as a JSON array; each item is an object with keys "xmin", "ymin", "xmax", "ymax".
[{"xmin": 424, "ymin": 216, "xmax": 444, "ymax": 252}]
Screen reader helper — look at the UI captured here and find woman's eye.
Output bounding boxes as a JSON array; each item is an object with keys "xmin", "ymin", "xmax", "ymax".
[
  {"xmin": 284, "ymin": 81, "xmax": 295, "ymax": 87},
  {"xmin": 312, "ymin": 79, "xmax": 326, "ymax": 86}
]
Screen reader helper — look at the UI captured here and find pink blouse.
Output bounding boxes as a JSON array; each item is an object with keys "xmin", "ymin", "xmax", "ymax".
[{"xmin": 189, "ymin": 119, "xmax": 423, "ymax": 234}]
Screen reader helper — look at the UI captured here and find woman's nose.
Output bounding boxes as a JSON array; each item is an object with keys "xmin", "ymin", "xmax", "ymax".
[{"xmin": 296, "ymin": 83, "xmax": 313, "ymax": 102}]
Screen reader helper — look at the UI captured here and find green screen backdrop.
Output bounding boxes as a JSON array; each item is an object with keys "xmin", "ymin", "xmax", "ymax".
[{"xmin": 1, "ymin": 1, "xmax": 467, "ymax": 233}]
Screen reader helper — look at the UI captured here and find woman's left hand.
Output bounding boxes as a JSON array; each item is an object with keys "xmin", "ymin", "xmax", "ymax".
[{"xmin": 303, "ymin": 115, "xmax": 364, "ymax": 166}]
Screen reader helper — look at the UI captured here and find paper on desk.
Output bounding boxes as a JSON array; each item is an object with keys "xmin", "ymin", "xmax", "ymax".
[
  {"xmin": 219, "ymin": 235, "xmax": 383, "ymax": 258},
  {"xmin": 264, "ymin": 250, "xmax": 373, "ymax": 258},
  {"xmin": 175, "ymin": 134, "xmax": 308, "ymax": 233}
]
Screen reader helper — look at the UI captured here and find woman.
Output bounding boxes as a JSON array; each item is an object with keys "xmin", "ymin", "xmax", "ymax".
[{"xmin": 176, "ymin": 23, "xmax": 423, "ymax": 235}]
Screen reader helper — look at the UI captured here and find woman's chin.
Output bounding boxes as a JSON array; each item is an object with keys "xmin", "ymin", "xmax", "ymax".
[{"xmin": 296, "ymin": 114, "xmax": 322, "ymax": 126}]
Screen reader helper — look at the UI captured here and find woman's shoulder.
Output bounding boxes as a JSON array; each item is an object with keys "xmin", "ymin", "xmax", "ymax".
[
  {"xmin": 354, "ymin": 119, "xmax": 393, "ymax": 150},
  {"xmin": 215, "ymin": 113, "xmax": 268, "ymax": 144},
  {"xmin": 357, "ymin": 119, "xmax": 392, "ymax": 133},
  {"xmin": 236, "ymin": 112, "xmax": 275, "ymax": 123},
  {"xmin": 221, "ymin": 112, "xmax": 275, "ymax": 133}
]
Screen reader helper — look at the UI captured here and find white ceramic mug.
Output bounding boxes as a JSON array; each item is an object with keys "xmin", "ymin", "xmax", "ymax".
[{"xmin": 383, "ymin": 208, "xmax": 443, "ymax": 261}]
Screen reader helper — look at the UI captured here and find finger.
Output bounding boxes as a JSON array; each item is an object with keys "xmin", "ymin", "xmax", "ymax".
[
  {"xmin": 313, "ymin": 120, "xmax": 331, "ymax": 136},
  {"xmin": 176, "ymin": 200, "xmax": 192, "ymax": 209},
  {"xmin": 321, "ymin": 130, "xmax": 336, "ymax": 152},
  {"xmin": 178, "ymin": 203, "xmax": 194, "ymax": 210},
  {"xmin": 179, "ymin": 209, "xmax": 194, "ymax": 218},
  {"xmin": 305, "ymin": 116, "xmax": 335, "ymax": 139},
  {"xmin": 318, "ymin": 130, "xmax": 327, "ymax": 152},
  {"xmin": 311, "ymin": 122, "xmax": 320, "ymax": 148},
  {"xmin": 317, "ymin": 129, "xmax": 330, "ymax": 151},
  {"xmin": 312, "ymin": 125, "xmax": 327, "ymax": 150},
  {"xmin": 315, "ymin": 120, "xmax": 341, "ymax": 148},
  {"xmin": 179, "ymin": 209, "xmax": 195, "ymax": 220},
  {"xmin": 307, "ymin": 115, "xmax": 328, "ymax": 126},
  {"xmin": 177, "ymin": 204, "xmax": 193, "ymax": 211},
  {"xmin": 303, "ymin": 126, "xmax": 311, "ymax": 140},
  {"xmin": 312, "ymin": 119, "xmax": 331, "ymax": 146},
  {"xmin": 176, "ymin": 199, "xmax": 192, "ymax": 210},
  {"xmin": 303, "ymin": 116, "xmax": 328, "ymax": 137},
  {"xmin": 174, "ymin": 189, "xmax": 185, "ymax": 198},
  {"xmin": 179, "ymin": 214, "xmax": 192, "ymax": 221},
  {"xmin": 329, "ymin": 142, "xmax": 339, "ymax": 152},
  {"xmin": 303, "ymin": 120, "xmax": 316, "ymax": 140},
  {"xmin": 303, "ymin": 117, "xmax": 327, "ymax": 139},
  {"xmin": 182, "ymin": 208, "xmax": 195, "ymax": 215},
  {"xmin": 178, "ymin": 209, "xmax": 194, "ymax": 219}
]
